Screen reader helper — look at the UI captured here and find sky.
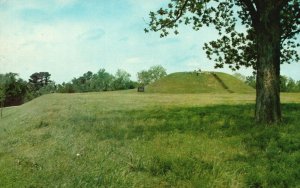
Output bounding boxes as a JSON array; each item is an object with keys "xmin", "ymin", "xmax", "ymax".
[{"xmin": 0, "ymin": 0, "xmax": 299, "ymax": 83}]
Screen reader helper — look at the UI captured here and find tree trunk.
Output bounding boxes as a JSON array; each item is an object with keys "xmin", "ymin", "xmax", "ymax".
[{"xmin": 255, "ymin": 1, "xmax": 282, "ymax": 123}]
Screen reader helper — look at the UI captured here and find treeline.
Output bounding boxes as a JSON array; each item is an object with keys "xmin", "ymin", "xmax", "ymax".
[
  {"xmin": 0, "ymin": 73, "xmax": 28, "ymax": 107},
  {"xmin": 0, "ymin": 69, "xmax": 135, "ymax": 107},
  {"xmin": 58, "ymin": 65, "xmax": 167, "ymax": 93},
  {"xmin": 57, "ymin": 69, "xmax": 137, "ymax": 93},
  {"xmin": 0, "ymin": 72, "xmax": 58, "ymax": 107},
  {"xmin": 0, "ymin": 65, "xmax": 167, "ymax": 107},
  {"xmin": 234, "ymin": 73, "xmax": 300, "ymax": 92}
]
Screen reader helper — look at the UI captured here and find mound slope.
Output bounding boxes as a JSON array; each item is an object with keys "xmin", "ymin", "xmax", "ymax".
[{"xmin": 145, "ymin": 72, "xmax": 254, "ymax": 93}]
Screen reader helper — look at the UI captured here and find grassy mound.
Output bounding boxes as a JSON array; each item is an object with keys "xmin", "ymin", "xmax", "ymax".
[
  {"xmin": 0, "ymin": 92, "xmax": 300, "ymax": 187},
  {"xmin": 145, "ymin": 72, "xmax": 254, "ymax": 93}
]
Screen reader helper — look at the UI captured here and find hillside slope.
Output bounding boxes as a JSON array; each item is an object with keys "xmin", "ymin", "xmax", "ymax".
[
  {"xmin": 1, "ymin": 92, "xmax": 300, "ymax": 187},
  {"xmin": 145, "ymin": 72, "xmax": 254, "ymax": 93}
]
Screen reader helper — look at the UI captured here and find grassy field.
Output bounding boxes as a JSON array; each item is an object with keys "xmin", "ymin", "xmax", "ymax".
[{"xmin": 0, "ymin": 91, "xmax": 300, "ymax": 187}]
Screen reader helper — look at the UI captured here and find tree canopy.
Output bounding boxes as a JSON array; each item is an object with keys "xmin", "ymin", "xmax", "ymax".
[
  {"xmin": 146, "ymin": 0, "xmax": 300, "ymax": 123},
  {"xmin": 0, "ymin": 73, "xmax": 28, "ymax": 107},
  {"xmin": 29, "ymin": 72, "xmax": 52, "ymax": 90},
  {"xmin": 137, "ymin": 65, "xmax": 167, "ymax": 86},
  {"xmin": 145, "ymin": 0, "xmax": 299, "ymax": 71}
]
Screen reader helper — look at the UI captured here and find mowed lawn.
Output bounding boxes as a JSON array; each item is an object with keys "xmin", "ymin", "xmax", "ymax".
[{"xmin": 0, "ymin": 91, "xmax": 300, "ymax": 187}]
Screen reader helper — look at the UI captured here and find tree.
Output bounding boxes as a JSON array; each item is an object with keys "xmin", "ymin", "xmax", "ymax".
[
  {"xmin": 91, "ymin": 69, "xmax": 114, "ymax": 91},
  {"xmin": 29, "ymin": 72, "xmax": 52, "ymax": 90},
  {"xmin": 297, "ymin": 81, "xmax": 300, "ymax": 91},
  {"xmin": 38, "ymin": 82, "xmax": 57, "ymax": 95},
  {"xmin": 28, "ymin": 72, "xmax": 54, "ymax": 98},
  {"xmin": 146, "ymin": 0, "xmax": 300, "ymax": 123},
  {"xmin": 246, "ymin": 74, "xmax": 300, "ymax": 92},
  {"xmin": 137, "ymin": 65, "xmax": 167, "ymax": 86},
  {"xmin": 112, "ymin": 69, "xmax": 132, "ymax": 90},
  {"xmin": 137, "ymin": 70, "xmax": 152, "ymax": 86},
  {"xmin": 280, "ymin": 75, "xmax": 289, "ymax": 92},
  {"xmin": 286, "ymin": 78, "xmax": 297, "ymax": 92},
  {"xmin": 0, "ymin": 73, "xmax": 28, "ymax": 107},
  {"xmin": 71, "ymin": 71, "xmax": 94, "ymax": 92},
  {"xmin": 57, "ymin": 82, "xmax": 75, "ymax": 93},
  {"xmin": 280, "ymin": 76, "xmax": 299, "ymax": 92}
]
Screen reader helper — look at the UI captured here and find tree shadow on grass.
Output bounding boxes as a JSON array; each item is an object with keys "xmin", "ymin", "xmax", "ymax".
[
  {"xmin": 69, "ymin": 104, "xmax": 253, "ymax": 140},
  {"xmin": 136, "ymin": 104, "xmax": 300, "ymax": 187},
  {"xmin": 70, "ymin": 103, "xmax": 299, "ymax": 141},
  {"xmin": 68, "ymin": 103, "xmax": 300, "ymax": 187}
]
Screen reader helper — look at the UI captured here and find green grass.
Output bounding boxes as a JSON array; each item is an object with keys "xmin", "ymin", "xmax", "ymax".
[
  {"xmin": 213, "ymin": 72, "xmax": 255, "ymax": 93},
  {"xmin": 145, "ymin": 72, "xmax": 254, "ymax": 93},
  {"xmin": 0, "ymin": 92, "xmax": 300, "ymax": 187}
]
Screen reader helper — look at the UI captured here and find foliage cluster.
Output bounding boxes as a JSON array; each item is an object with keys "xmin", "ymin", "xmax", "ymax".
[
  {"xmin": 236, "ymin": 73, "xmax": 300, "ymax": 92},
  {"xmin": 0, "ymin": 72, "xmax": 58, "ymax": 107},
  {"xmin": 29, "ymin": 72, "xmax": 52, "ymax": 90},
  {"xmin": 57, "ymin": 69, "xmax": 137, "ymax": 93},
  {"xmin": 146, "ymin": 0, "xmax": 300, "ymax": 123},
  {"xmin": 0, "ymin": 73, "xmax": 28, "ymax": 107},
  {"xmin": 146, "ymin": 0, "xmax": 299, "ymax": 72},
  {"xmin": 137, "ymin": 65, "xmax": 167, "ymax": 86},
  {"xmin": 279, "ymin": 75, "xmax": 300, "ymax": 92},
  {"xmin": 0, "ymin": 69, "xmax": 137, "ymax": 107},
  {"xmin": 0, "ymin": 66, "xmax": 168, "ymax": 107}
]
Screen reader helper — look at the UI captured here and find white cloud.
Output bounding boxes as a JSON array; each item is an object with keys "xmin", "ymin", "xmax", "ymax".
[{"xmin": 0, "ymin": 0, "xmax": 299, "ymax": 84}]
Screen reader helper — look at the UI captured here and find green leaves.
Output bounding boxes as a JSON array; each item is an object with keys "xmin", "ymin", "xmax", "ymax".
[
  {"xmin": 146, "ymin": 0, "xmax": 300, "ymax": 70},
  {"xmin": 0, "ymin": 73, "xmax": 28, "ymax": 107},
  {"xmin": 203, "ymin": 29, "xmax": 256, "ymax": 71},
  {"xmin": 137, "ymin": 65, "xmax": 167, "ymax": 86}
]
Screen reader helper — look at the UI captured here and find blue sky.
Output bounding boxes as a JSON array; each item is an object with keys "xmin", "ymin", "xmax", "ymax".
[{"xmin": 0, "ymin": 0, "xmax": 299, "ymax": 83}]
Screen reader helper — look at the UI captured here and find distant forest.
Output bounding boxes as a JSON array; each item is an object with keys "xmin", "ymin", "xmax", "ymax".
[
  {"xmin": 1, "ymin": 66, "xmax": 300, "ymax": 107},
  {"xmin": 0, "ymin": 65, "xmax": 167, "ymax": 107}
]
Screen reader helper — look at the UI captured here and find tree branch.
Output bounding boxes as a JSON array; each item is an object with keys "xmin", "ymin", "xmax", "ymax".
[
  {"xmin": 281, "ymin": 29, "xmax": 300, "ymax": 43},
  {"xmin": 156, "ymin": 0, "xmax": 190, "ymax": 30},
  {"xmin": 238, "ymin": 0, "xmax": 258, "ymax": 26},
  {"xmin": 281, "ymin": 4, "xmax": 300, "ymax": 42}
]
